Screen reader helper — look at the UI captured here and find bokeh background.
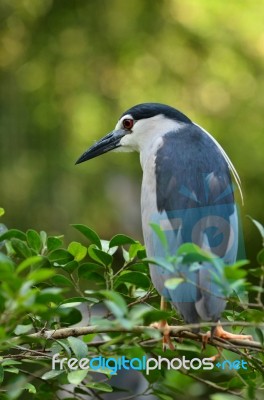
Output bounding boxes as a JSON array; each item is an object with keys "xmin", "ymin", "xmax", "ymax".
[{"xmin": 0, "ymin": 0, "xmax": 263, "ymax": 262}]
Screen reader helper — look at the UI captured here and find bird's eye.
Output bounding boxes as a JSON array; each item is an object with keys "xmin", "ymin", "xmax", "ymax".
[{"xmin": 122, "ymin": 118, "xmax": 134, "ymax": 130}]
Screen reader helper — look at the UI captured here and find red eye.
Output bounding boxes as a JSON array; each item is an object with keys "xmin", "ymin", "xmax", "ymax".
[{"xmin": 123, "ymin": 118, "xmax": 134, "ymax": 130}]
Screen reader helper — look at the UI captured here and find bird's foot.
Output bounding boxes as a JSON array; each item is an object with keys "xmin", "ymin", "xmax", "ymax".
[
  {"xmin": 151, "ymin": 320, "xmax": 175, "ymax": 351},
  {"xmin": 202, "ymin": 323, "xmax": 253, "ymax": 360},
  {"xmin": 202, "ymin": 324, "xmax": 253, "ymax": 347},
  {"xmin": 212, "ymin": 324, "xmax": 253, "ymax": 341}
]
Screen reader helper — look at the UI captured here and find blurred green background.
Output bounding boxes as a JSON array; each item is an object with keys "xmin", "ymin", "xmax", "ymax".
[{"xmin": 0, "ymin": 0, "xmax": 263, "ymax": 261}]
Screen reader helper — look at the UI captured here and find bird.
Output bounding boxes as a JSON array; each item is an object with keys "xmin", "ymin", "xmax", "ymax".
[{"xmin": 76, "ymin": 102, "xmax": 252, "ymax": 348}]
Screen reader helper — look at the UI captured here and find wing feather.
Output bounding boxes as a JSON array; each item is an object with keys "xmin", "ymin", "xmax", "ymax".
[{"xmin": 152, "ymin": 124, "xmax": 239, "ymax": 322}]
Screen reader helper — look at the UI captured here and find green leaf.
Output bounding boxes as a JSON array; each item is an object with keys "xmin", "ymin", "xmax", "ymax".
[
  {"xmin": 16, "ymin": 256, "xmax": 43, "ymax": 273},
  {"xmin": 101, "ymin": 240, "xmax": 118, "ymax": 255},
  {"xmin": 224, "ymin": 264, "xmax": 247, "ymax": 280},
  {"xmin": 248, "ymin": 267, "xmax": 264, "ymax": 277},
  {"xmin": 255, "ymin": 328, "xmax": 264, "ymax": 345},
  {"xmin": 188, "ymin": 262, "xmax": 202, "ymax": 272},
  {"xmin": 47, "ymin": 236, "xmax": 63, "ymax": 252},
  {"xmin": 72, "ymin": 224, "xmax": 101, "ymax": 249},
  {"xmin": 182, "ymin": 252, "xmax": 213, "ymax": 264},
  {"xmin": 164, "ymin": 277, "xmax": 184, "ymax": 290},
  {"xmin": 239, "ymin": 308, "xmax": 264, "ymax": 322},
  {"xmin": 60, "ymin": 296, "xmax": 93, "ymax": 306},
  {"xmin": 100, "ymin": 290, "xmax": 127, "ymax": 315},
  {"xmin": 14, "ymin": 324, "xmax": 33, "ymax": 335},
  {"xmin": 257, "ymin": 249, "xmax": 264, "ymax": 265},
  {"xmin": 128, "ymin": 304, "xmax": 151, "ymax": 322},
  {"xmin": 145, "ymin": 257, "xmax": 174, "ymax": 273},
  {"xmin": 229, "ymin": 259, "xmax": 249, "ymax": 268},
  {"xmin": 67, "ymin": 369, "xmax": 88, "ymax": 384},
  {"xmin": 37, "ymin": 288, "xmax": 63, "ymax": 303},
  {"xmin": 249, "ymin": 285, "xmax": 264, "ymax": 293},
  {"xmin": 0, "ymin": 253, "xmax": 15, "ymax": 277},
  {"xmin": 114, "ymin": 272, "xmax": 150, "ymax": 289},
  {"xmin": 149, "ymin": 223, "xmax": 168, "ymax": 251},
  {"xmin": 177, "ymin": 243, "xmax": 215, "ymax": 261},
  {"xmin": 248, "ymin": 216, "xmax": 264, "ymax": 239},
  {"xmin": 122, "ymin": 247, "xmax": 130, "ymax": 262},
  {"xmin": 88, "ymin": 246, "xmax": 113, "ymax": 266},
  {"xmin": 54, "ymin": 340, "xmax": 71, "ymax": 356},
  {"xmin": 109, "ymin": 234, "xmax": 136, "ymax": 247},
  {"xmin": 211, "ymin": 394, "xmax": 242, "ymax": 400},
  {"xmin": 51, "ymin": 274, "xmax": 74, "ymax": 287},
  {"xmin": 177, "ymin": 242, "xmax": 200, "ymax": 255},
  {"xmin": 4, "ymin": 367, "xmax": 19, "ymax": 374},
  {"xmin": 79, "ymin": 271, "xmax": 105, "ymax": 286},
  {"xmin": 0, "ymin": 208, "xmax": 5, "ymax": 217},
  {"xmin": 129, "ymin": 262, "xmax": 149, "ymax": 273},
  {"xmin": 48, "ymin": 249, "xmax": 74, "ymax": 265},
  {"xmin": 86, "ymin": 382, "xmax": 113, "ymax": 392},
  {"xmin": 0, "ymin": 365, "xmax": 4, "ymax": 384},
  {"xmin": 28, "ymin": 268, "xmax": 55, "ymax": 283},
  {"xmin": 129, "ymin": 242, "xmax": 146, "ymax": 260},
  {"xmin": 11, "ymin": 238, "xmax": 32, "ymax": 258},
  {"xmin": 26, "ymin": 229, "xmax": 42, "ymax": 253},
  {"xmin": 144, "ymin": 310, "xmax": 172, "ymax": 325},
  {"xmin": 68, "ymin": 241, "xmax": 87, "ymax": 261},
  {"xmin": 104, "ymin": 300, "xmax": 125, "ymax": 318},
  {"xmin": 78, "ymin": 262, "xmax": 104, "ymax": 278},
  {"xmin": 59, "ymin": 302, "xmax": 83, "ymax": 308},
  {"xmin": 1, "ymin": 360, "xmax": 22, "ymax": 367},
  {"xmin": 0, "ymin": 228, "xmax": 26, "ymax": 242},
  {"xmin": 40, "ymin": 230, "xmax": 47, "ymax": 247},
  {"xmin": 24, "ymin": 383, "xmax": 36, "ymax": 394},
  {"xmin": 42, "ymin": 369, "xmax": 64, "ymax": 380},
  {"xmin": 137, "ymin": 248, "xmax": 147, "ymax": 259},
  {"xmin": 5, "ymin": 375, "xmax": 28, "ymax": 398},
  {"xmin": 67, "ymin": 336, "xmax": 88, "ymax": 359},
  {"xmin": 63, "ymin": 260, "xmax": 79, "ymax": 273},
  {"xmin": 153, "ymin": 391, "xmax": 177, "ymax": 400}
]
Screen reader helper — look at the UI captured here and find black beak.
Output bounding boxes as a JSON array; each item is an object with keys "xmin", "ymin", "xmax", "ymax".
[{"xmin": 75, "ymin": 129, "xmax": 126, "ymax": 164}]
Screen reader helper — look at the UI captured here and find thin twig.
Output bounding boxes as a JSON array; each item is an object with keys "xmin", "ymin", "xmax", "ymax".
[
  {"xmin": 185, "ymin": 370, "xmax": 241, "ymax": 395},
  {"xmin": 127, "ymin": 290, "xmax": 155, "ymax": 307}
]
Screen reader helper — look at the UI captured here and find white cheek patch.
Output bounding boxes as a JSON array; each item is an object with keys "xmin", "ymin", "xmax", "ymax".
[
  {"xmin": 119, "ymin": 134, "xmax": 138, "ymax": 151},
  {"xmin": 113, "ymin": 146, "xmax": 134, "ymax": 153}
]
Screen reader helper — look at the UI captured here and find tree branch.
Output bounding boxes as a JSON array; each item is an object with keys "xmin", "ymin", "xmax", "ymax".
[{"xmin": 27, "ymin": 322, "xmax": 263, "ymax": 352}]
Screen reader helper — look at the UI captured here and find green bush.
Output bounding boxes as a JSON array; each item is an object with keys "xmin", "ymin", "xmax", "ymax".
[{"xmin": 0, "ymin": 208, "xmax": 263, "ymax": 400}]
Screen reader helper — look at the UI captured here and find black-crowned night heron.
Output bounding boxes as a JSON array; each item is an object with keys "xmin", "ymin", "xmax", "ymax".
[{"xmin": 76, "ymin": 103, "xmax": 252, "ymax": 348}]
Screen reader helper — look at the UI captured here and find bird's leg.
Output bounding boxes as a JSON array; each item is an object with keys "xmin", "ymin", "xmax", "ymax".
[{"xmin": 151, "ymin": 297, "xmax": 175, "ymax": 351}]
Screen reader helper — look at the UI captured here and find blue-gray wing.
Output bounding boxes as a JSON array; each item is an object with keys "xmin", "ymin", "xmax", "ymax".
[{"xmin": 150, "ymin": 123, "xmax": 238, "ymax": 323}]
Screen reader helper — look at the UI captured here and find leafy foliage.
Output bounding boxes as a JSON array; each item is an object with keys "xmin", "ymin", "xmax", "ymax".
[{"xmin": 0, "ymin": 210, "xmax": 263, "ymax": 400}]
